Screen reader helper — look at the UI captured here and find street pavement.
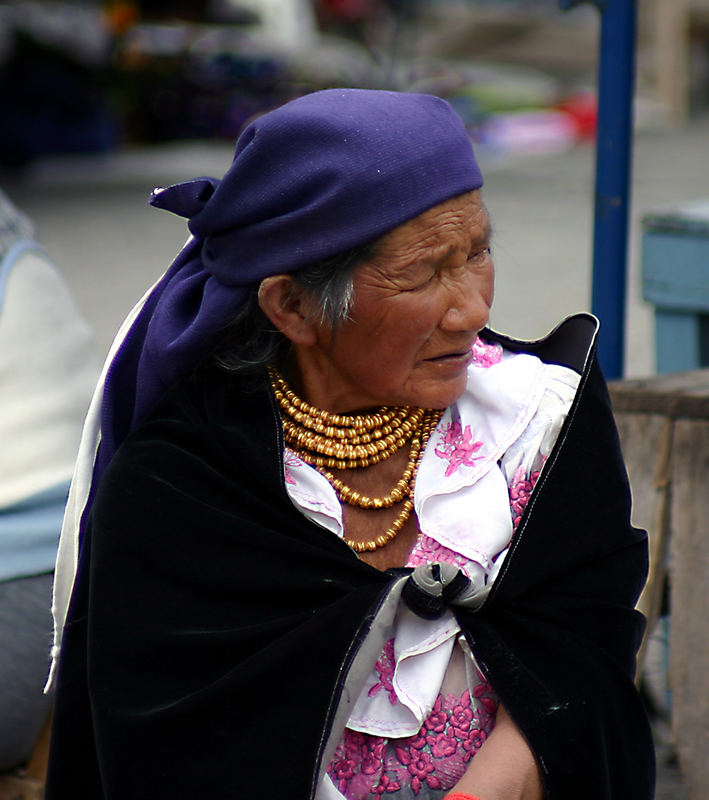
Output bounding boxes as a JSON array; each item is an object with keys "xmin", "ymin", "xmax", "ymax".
[{"xmin": 2, "ymin": 113, "xmax": 706, "ymax": 798}]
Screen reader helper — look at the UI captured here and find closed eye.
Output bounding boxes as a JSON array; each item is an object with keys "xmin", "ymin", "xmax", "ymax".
[
  {"xmin": 402, "ymin": 267, "xmax": 437, "ymax": 292},
  {"xmin": 468, "ymin": 246, "xmax": 492, "ymax": 264}
]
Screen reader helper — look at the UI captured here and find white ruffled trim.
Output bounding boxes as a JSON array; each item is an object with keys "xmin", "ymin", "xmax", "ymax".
[{"xmin": 348, "ymin": 605, "xmax": 459, "ymax": 737}]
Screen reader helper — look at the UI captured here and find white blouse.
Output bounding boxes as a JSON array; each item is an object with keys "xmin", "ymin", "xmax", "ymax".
[{"xmin": 283, "ymin": 338, "xmax": 580, "ymax": 800}]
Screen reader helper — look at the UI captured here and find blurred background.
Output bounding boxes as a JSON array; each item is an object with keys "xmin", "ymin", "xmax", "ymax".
[{"xmin": 1, "ymin": 0, "xmax": 708, "ymax": 377}]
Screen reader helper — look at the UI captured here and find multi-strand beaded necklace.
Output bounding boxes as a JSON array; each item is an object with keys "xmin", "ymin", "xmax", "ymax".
[{"xmin": 268, "ymin": 366, "xmax": 442, "ymax": 552}]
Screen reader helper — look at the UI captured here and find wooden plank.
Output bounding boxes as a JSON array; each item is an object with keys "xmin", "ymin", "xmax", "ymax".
[
  {"xmin": 614, "ymin": 412, "xmax": 673, "ymax": 674},
  {"xmin": 655, "ymin": 0, "xmax": 691, "ymax": 123},
  {"xmin": 24, "ymin": 713, "xmax": 51, "ymax": 783},
  {"xmin": 0, "ymin": 713, "xmax": 51, "ymax": 800},
  {"xmin": 668, "ymin": 419, "xmax": 709, "ymax": 798},
  {"xmin": 0, "ymin": 775, "xmax": 44, "ymax": 800},
  {"xmin": 612, "ymin": 369, "xmax": 709, "ymax": 395},
  {"xmin": 610, "ymin": 369, "xmax": 709, "ymax": 418}
]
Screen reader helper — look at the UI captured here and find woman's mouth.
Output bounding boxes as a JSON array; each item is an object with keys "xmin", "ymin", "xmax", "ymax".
[
  {"xmin": 428, "ymin": 351, "xmax": 468, "ymax": 361},
  {"xmin": 425, "ymin": 341, "xmax": 476, "ymax": 362},
  {"xmin": 424, "ymin": 349, "xmax": 474, "ymax": 368}
]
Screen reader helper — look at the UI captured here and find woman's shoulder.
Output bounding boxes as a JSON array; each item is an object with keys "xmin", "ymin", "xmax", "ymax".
[
  {"xmin": 133, "ymin": 363, "xmax": 273, "ymax": 441},
  {"xmin": 460, "ymin": 331, "xmax": 580, "ymax": 428},
  {"xmin": 481, "ymin": 313, "xmax": 599, "ymax": 376},
  {"xmin": 97, "ymin": 364, "xmax": 283, "ymax": 504}
]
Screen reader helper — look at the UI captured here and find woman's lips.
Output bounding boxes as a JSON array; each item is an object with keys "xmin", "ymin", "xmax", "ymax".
[
  {"xmin": 425, "ymin": 342, "xmax": 476, "ymax": 362},
  {"xmin": 423, "ymin": 349, "xmax": 474, "ymax": 369},
  {"xmin": 427, "ymin": 351, "xmax": 468, "ymax": 361}
]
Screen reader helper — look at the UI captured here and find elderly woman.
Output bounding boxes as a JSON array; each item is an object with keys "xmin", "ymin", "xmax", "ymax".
[{"xmin": 45, "ymin": 89, "xmax": 653, "ymax": 800}]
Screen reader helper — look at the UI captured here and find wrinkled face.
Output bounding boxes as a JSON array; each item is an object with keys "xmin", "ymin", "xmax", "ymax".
[{"xmin": 296, "ymin": 190, "xmax": 494, "ymax": 412}]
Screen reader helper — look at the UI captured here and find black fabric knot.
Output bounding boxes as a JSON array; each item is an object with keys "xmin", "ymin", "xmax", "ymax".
[{"xmin": 402, "ymin": 563, "xmax": 472, "ymax": 619}]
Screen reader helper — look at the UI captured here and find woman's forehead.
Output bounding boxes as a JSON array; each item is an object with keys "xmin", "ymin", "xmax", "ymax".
[{"xmin": 376, "ymin": 191, "xmax": 490, "ymax": 261}]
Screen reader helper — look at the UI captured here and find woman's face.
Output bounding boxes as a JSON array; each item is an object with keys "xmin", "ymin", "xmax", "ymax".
[{"xmin": 294, "ymin": 190, "xmax": 494, "ymax": 412}]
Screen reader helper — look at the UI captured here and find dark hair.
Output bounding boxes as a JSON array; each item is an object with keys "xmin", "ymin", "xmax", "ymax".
[{"xmin": 213, "ymin": 237, "xmax": 379, "ymax": 374}]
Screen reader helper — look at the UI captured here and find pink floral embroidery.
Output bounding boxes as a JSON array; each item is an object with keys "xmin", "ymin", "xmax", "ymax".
[
  {"xmin": 329, "ymin": 731, "xmax": 386, "ymax": 795},
  {"xmin": 429, "ymin": 728, "xmax": 458, "ymax": 759},
  {"xmin": 424, "ymin": 696, "xmax": 447, "ymax": 733},
  {"xmin": 473, "ymin": 681, "xmax": 499, "ymax": 716},
  {"xmin": 508, "ymin": 463, "xmax": 543, "ymax": 530},
  {"xmin": 450, "ymin": 690, "xmax": 474, "ymax": 735},
  {"xmin": 405, "ymin": 729, "xmax": 428, "ymax": 752},
  {"xmin": 368, "ymin": 638, "xmax": 398, "ymax": 705},
  {"xmin": 434, "ymin": 420, "xmax": 484, "ymax": 477},
  {"xmin": 397, "ymin": 747, "xmax": 441, "ymax": 794},
  {"xmin": 360, "ymin": 738, "xmax": 386, "ymax": 776},
  {"xmin": 407, "ymin": 535, "xmax": 472, "ymax": 579},
  {"xmin": 471, "ymin": 337, "xmax": 502, "ymax": 368},
  {"xmin": 329, "ymin": 754, "xmax": 356, "ymax": 792},
  {"xmin": 283, "ymin": 451, "xmax": 302, "ymax": 486},
  {"xmin": 373, "ymin": 774, "xmax": 401, "ymax": 795},
  {"xmin": 462, "ymin": 728, "xmax": 488, "ymax": 761},
  {"xmin": 326, "ymin": 686, "xmax": 498, "ymax": 798}
]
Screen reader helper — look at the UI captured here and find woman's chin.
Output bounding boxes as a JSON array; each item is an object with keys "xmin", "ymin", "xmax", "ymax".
[{"xmin": 405, "ymin": 369, "xmax": 469, "ymax": 410}]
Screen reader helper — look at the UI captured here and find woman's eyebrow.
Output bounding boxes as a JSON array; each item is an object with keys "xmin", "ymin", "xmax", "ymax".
[
  {"xmin": 415, "ymin": 230, "xmax": 491, "ymax": 270},
  {"xmin": 397, "ymin": 217, "xmax": 494, "ymax": 272},
  {"xmin": 413, "ymin": 244, "xmax": 459, "ymax": 269}
]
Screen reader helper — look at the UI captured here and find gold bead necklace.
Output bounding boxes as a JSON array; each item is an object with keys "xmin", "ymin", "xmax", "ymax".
[
  {"xmin": 268, "ymin": 366, "xmax": 442, "ymax": 552},
  {"xmin": 270, "ymin": 368, "xmax": 421, "ymax": 469}
]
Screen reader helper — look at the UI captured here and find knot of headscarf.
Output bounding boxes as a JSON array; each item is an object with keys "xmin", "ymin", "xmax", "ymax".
[
  {"xmin": 97, "ymin": 88, "xmax": 484, "ymax": 479},
  {"xmin": 402, "ymin": 563, "xmax": 484, "ymax": 619}
]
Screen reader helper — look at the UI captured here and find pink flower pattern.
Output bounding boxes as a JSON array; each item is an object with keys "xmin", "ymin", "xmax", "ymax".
[
  {"xmin": 372, "ymin": 774, "xmax": 401, "ymax": 795},
  {"xmin": 396, "ymin": 748, "xmax": 441, "ymax": 795},
  {"xmin": 368, "ymin": 639, "xmax": 398, "ymax": 705},
  {"xmin": 326, "ymin": 686, "xmax": 498, "ymax": 798},
  {"xmin": 434, "ymin": 420, "xmax": 484, "ymax": 478},
  {"xmin": 406, "ymin": 535, "xmax": 471, "ymax": 577},
  {"xmin": 283, "ymin": 451, "xmax": 302, "ymax": 486},
  {"xmin": 508, "ymin": 463, "xmax": 544, "ymax": 531},
  {"xmin": 429, "ymin": 729, "xmax": 458, "ymax": 759},
  {"xmin": 471, "ymin": 337, "xmax": 503, "ymax": 369}
]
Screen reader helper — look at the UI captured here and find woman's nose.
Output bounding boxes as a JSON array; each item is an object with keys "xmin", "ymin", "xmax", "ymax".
[{"xmin": 440, "ymin": 277, "xmax": 493, "ymax": 333}]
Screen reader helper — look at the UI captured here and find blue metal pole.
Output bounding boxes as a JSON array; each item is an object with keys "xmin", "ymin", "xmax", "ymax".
[
  {"xmin": 561, "ymin": 0, "xmax": 637, "ymax": 379},
  {"xmin": 592, "ymin": 0, "xmax": 636, "ymax": 379}
]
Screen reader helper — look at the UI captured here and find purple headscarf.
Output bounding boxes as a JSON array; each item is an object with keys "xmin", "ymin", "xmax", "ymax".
[{"xmin": 99, "ymin": 88, "xmax": 483, "ymax": 475}]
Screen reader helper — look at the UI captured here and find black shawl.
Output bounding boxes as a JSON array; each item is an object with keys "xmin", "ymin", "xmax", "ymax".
[{"xmin": 46, "ymin": 314, "xmax": 654, "ymax": 799}]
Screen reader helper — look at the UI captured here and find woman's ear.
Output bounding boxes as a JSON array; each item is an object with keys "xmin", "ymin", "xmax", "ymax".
[{"xmin": 257, "ymin": 275, "xmax": 318, "ymax": 346}]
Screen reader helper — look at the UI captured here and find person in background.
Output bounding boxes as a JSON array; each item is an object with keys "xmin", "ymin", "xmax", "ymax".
[{"xmin": 0, "ymin": 190, "xmax": 99, "ymax": 771}]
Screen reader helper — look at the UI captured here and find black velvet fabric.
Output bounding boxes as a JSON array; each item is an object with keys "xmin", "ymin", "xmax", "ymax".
[{"xmin": 46, "ymin": 317, "xmax": 654, "ymax": 799}]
